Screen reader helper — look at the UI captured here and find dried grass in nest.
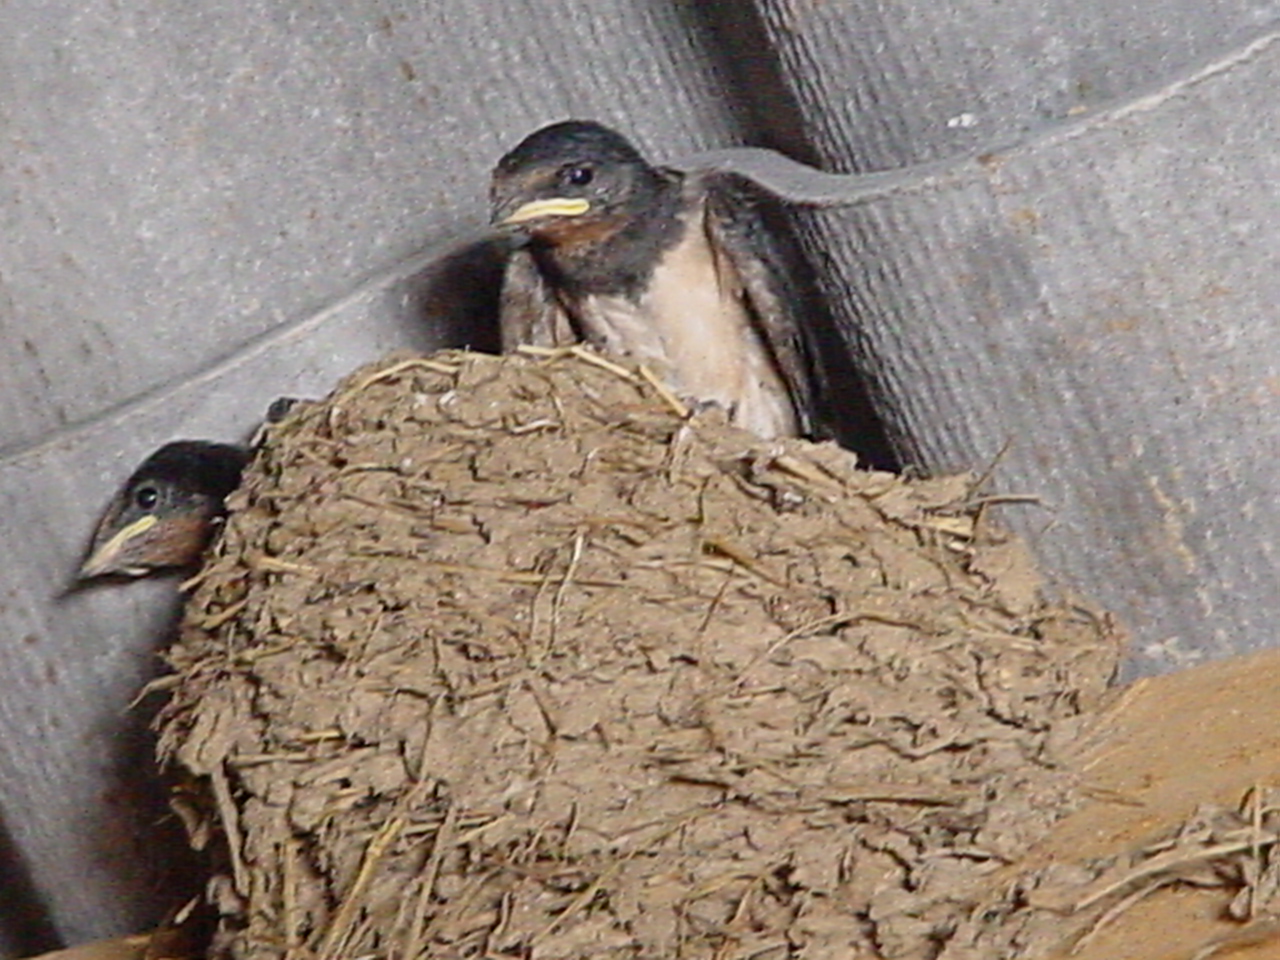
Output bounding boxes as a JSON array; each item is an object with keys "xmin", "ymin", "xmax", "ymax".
[{"xmin": 156, "ymin": 348, "xmax": 1122, "ymax": 960}]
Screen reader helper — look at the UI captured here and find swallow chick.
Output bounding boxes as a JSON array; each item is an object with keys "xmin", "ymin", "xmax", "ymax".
[
  {"xmin": 78, "ymin": 398, "xmax": 304, "ymax": 581},
  {"xmin": 490, "ymin": 120, "xmax": 815, "ymax": 440},
  {"xmin": 79, "ymin": 441, "xmax": 250, "ymax": 579}
]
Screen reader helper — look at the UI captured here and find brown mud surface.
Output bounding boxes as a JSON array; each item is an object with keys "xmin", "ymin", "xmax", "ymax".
[{"xmin": 153, "ymin": 348, "xmax": 1177, "ymax": 960}]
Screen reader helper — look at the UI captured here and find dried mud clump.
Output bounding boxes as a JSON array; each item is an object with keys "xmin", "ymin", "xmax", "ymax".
[{"xmin": 157, "ymin": 349, "xmax": 1121, "ymax": 960}]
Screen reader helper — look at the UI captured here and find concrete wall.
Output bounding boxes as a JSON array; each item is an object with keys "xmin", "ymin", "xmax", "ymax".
[{"xmin": 2, "ymin": 0, "xmax": 1278, "ymax": 951}]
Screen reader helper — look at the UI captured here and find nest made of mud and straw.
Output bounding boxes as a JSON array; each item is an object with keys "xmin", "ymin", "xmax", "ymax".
[{"xmin": 157, "ymin": 348, "xmax": 1120, "ymax": 960}]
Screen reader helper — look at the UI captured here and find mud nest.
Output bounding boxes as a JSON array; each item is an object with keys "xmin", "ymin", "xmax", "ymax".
[{"xmin": 157, "ymin": 348, "xmax": 1121, "ymax": 960}]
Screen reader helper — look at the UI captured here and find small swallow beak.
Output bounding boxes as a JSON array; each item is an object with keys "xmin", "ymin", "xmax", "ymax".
[
  {"xmin": 495, "ymin": 196, "xmax": 591, "ymax": 227},
  {"xmin": 79, "ymin": 514, "xmax": 159, "ymax": 579}
]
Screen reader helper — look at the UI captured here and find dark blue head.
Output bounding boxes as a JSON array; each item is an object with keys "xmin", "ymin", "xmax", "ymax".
[{"xmin": 490, "ymin": 120, "xmax": 665, "ymax": 236}]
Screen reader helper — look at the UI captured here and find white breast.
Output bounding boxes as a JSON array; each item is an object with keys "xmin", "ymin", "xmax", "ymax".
[{"xmin": 576, "ymin": 204, "xmax": 797, "ymax": 439}]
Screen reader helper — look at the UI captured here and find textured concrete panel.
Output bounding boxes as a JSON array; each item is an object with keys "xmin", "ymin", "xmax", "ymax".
[
  {"xmin": 0, "ymin": 0, "xmax": 741, "ymax": 455},
  {"xmin": 776, "ymin": 33, "xmax": 1280, "ymax": 677},
  {"xmin": 751, "ymin": 0, "xmax": 1280, "ymax": 168},
  {"xmin": 0, "ymin": 1, "xmax": 748, "ymax": 941}
]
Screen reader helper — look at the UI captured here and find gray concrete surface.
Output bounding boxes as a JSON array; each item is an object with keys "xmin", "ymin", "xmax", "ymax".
[
  {"xmin": 2, "ymin": 0, "xmax": 1279, "ymax": 953},
  {"xmin": 0, "ymin": 0, "xmax": 741, "ymax": 455},
  {"xmin": 751, "ymin": 12, "xmax": 1280, "ymax": 676},
  {"xmin": 795, "ymin": 32, "xmax": 1280, "ymax": 675},
  {"xmin": 752, "ymin": 0, "xmax": 1280, "ymax": 168},
  {"xmin": 0, "ymin": 0, "xmax": 746, "ymax": 948}
]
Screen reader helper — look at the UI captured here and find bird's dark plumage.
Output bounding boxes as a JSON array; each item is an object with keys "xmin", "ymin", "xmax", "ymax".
[
  {"xmin": 79, "ymin": 441, "xmax": 250, "ymax": 579},
  {"xmin": 494, "ymin": 120, "xmax": 649, "ymax": 185},
  {"xmin": 490, "ymin": 120, "xmax": 815, "ymax": 439}
]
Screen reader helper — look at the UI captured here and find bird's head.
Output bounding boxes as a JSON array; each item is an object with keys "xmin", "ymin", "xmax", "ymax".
[
  {"xmin": 79, "ymin": 440, "xmax": 250, "ymax": 579},
  {"xmin": 490, "ymin": 120, "xmax": 665, "ymax": 249}
]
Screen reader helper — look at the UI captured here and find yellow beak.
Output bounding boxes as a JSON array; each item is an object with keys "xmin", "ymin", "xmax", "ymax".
[
  {"xmin": 499, "ymin": 197, "xmax": 591, "ymax": 226},
  {"xmin": 79, "ymin": 514, "xmax": 159, "ymax": 579}
]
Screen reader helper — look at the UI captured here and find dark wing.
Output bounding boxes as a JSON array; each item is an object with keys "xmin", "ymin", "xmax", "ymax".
[
  {"xmin": 689, "ymin": 169, "xmax": 820, "ymax": 437},
  {"xmin": 498, "ymin": 247, "xmax": 578, "ymax": 352}
]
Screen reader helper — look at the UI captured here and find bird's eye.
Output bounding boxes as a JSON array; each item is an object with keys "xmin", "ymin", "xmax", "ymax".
[
  {"xmin": 561, "ymin": 165, "xmax": 594, "ymax": 187},
  {"xmin": 134, "ymin": 485, "xmax": 160, "ymax": 510}
]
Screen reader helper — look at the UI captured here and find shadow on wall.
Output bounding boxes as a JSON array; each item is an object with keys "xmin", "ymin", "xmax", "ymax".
[
  {"xmin": 104, "ymin": 675, "xmax": 206, "ymax": 935},
  {"xmin": 402, "ymin": 236, "xmax": 508, "ymax": 356},
  {"xmin": 677, "ymin": 2, "xmax": 901, "ymax": 472},
  {"xmin": 0, "ymin": 804, "xmax": 63, "ymax": 957},
  {"xmin": 759, "ymin": 198, "xmax": 900, "ymax": 472},
  {"xmin": 70, "ymin": 587, "xmax": 206, "ymax": 945}
]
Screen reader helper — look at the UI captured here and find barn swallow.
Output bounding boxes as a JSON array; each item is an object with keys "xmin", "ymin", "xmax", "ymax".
[
  {"xmin": 490, "ymin": 120, "xmax": 815, "ymax": 440},
  {"xmin": 78, "ymin": 441, "xmax": 250, "ymax": 579},
  {"xmin": 78, "ymin": 398, "xmax": 301, "ymax": 579}
]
